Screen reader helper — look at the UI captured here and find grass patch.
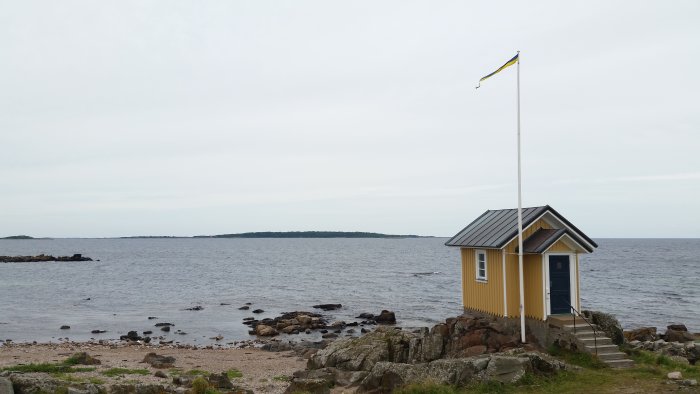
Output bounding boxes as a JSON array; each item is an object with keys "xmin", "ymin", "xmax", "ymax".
[
  {"xmin": 396, "ymin": 348, "xmax": 700, "ymax": 394},
  {"xmin": 226, "ymin": 368, "xmax": 243, "ymax": 379},
  {"xmin": 626, "ymin": 348, "xmax": 700, "ymax": 378},
  {"xmin": 168, "ymin": 367, "xmax": 183, "ymax": 376},
  {"xmin": 53, "ymin": 373, "xmax": 106, "ymax": 385},
  {"xmin": 87, "ymin": 377, "xmax": 105, "ymax": 385},
  {"xmin": 547, "ymin": 345, "xmax": 608, "ymax": 369},
  {"xmin": 0, "ymin": 363, "xmax": 95, "ymax": 374},
  {"xmin": 101, "ymin": 368, "xmax": 150, "ymax": 377},
  {"xmin": 189, "ymin": 376, "xmax": 223, "ymax": 394},
  {"xmin": 396, "ymin": 382, "xmax": 462, "ymax": 394},
  {"xmin": 186, "ymin": 369, "xmax": 211, "ymax": 376},
  {"xmin": 272, "ymin": 375, "xmax": 290, "ymax": 382}
]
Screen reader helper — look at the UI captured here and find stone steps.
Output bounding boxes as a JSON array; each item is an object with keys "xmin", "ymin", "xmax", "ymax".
[
  {"xmin": 579, "ymin": 336, "xmax": 612, "ymax": 346},
  {"xmin": 604, "ymin": 359, "xmax": 635, "ymax": 368},
  {"xmin": 551, "ymin": 317, "xmax": 635, "ymax": 369},
  {"xmin": 596, "ymin": 351, "xmax": 628, "ymax": 361}
]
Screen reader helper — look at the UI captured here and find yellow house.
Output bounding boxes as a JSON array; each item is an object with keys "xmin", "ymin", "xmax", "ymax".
[{"xmin": 445, "ymin": 205, "xmax": 597, "ymax": 321}]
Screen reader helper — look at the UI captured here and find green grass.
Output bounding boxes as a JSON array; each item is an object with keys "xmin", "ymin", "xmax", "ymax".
[
  {"xmin": 396, "ymin": 348, "xmax": 700, "ymax": 394},
  {"xmin": 52, "ymin": 373, "xmax": 105, "ymax": 385},
  {"xmin": 547, "ymin": 345, "xmax": 608, "ymax": 369},
  {"xmin": 190, "ymin": 376, "xmax": 223, "ymax": 394},
  {"xmin": 626, "ymin": 348, "xmax": 700, "ymax": 378},
  {"xmin": 0, "ymin": 363, "xmax": 95, "ymax": 374},
  {"xmin": 169, "ymin": 367, "xmax": 183, "ymax": 376},
  {"xmin": 186, "ymin": 369, "xmax": 211, "ymax": 376},
  {"xmin": 226, "ymin": 368, "xmax": 243, "ymax": 379},
  {"xmin": 100, "ymin": 367, "xmax": 150, "ymax": 377},
  {"xmin": 396, "ymin": 382, "xmax": 462, "ymax": 394},
  {"xmin": 272, "ymin": 375, "xmax": 290, "ymax": 382}
]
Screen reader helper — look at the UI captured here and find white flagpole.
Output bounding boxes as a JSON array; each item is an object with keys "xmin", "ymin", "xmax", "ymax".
[{"xmin": 516, "ymin": 51, "xmax": 526, "ymax": 343}]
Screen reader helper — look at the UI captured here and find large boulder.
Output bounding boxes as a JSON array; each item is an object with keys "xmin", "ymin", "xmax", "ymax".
[
  {"xmin": 142, "ymin": 353, "xmax": 175, "ymax": 368},
  {"xmin": 0, "ymin": 377, "xmax": 14, "ymax": 394},
  {"xmin": 357, "ymin": 352, "xmax": 564, "ymax": 393},
  {"xmin": 582, "ymin": 310, "xmax": 624, "ymax": 345},
  {"xmin": 68, "ymin": 352, "xmax": 101, "ymax": 365},
  {"xmin": 374, "ymin": 311, "xmax": 396, "ymax": 325},
  {"xmin": 284, "ymin": 378, "xmax": 331, "ymax": 394},
  {"xmin": 255, "ymin": 324, "xmax": 279, "ymax": 337},
  {"xmin": 624, "ymin": 327, "xmax": 657, "ymax": 342},
  {"xmin": 309, "ymin": 327, "xmax": 414, "ymax": 371},
  {"xmin": 664, "ymin": 324, "xmax": 695, "ymax": 343},
  {"xmin": 484, "ymin": 355, "xmax": 529, "ymax": 383}
]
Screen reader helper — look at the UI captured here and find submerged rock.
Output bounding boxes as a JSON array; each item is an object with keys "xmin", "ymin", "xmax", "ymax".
[
  {"xmin": 313, "ymin": 304, "xmax": 342, "ymax": 311},
  {"xmin": 374, "ymin": 310, "xmax": 396, "ymax": 325}
]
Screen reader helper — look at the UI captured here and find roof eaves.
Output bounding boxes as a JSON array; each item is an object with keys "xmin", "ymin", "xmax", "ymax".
[
  {"xmin": 493, "ymin": 206, "xmax": 548, "ymax": 248},
  {"xmin": 444, "ymin": 209, "xmax": 493, "ymax": 247}
]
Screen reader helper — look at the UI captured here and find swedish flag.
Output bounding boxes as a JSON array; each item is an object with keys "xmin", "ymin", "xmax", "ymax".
[{"xmin": 476, "ymin": 53, "xmax": 519, "ymax": 89}]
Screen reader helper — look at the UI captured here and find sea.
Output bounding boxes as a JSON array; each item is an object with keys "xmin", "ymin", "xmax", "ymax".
[{"xmin": 0, "ymin": 238, "xmax": 698, "ymax": 345}]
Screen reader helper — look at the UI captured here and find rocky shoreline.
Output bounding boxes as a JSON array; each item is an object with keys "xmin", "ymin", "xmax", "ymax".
[{"xmin": 2, "ymin": 309, "xmax": 699, "ymax": 393}]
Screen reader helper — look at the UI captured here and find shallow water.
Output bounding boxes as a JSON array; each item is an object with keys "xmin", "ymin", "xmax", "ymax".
[{"xmin": 0, "ymin": 238, "xmax": 698, "ymax": 344}]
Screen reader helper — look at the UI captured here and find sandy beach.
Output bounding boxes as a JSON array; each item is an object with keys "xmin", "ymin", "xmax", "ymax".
[{"xmin": 0, "ymin": 341, "xmax": 305, "ymax": 393}]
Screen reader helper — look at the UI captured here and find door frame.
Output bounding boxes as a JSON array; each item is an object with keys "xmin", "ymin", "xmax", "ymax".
[{"xmin": 543, "ymin": 252, "xmax": 578, "ymax": 317}]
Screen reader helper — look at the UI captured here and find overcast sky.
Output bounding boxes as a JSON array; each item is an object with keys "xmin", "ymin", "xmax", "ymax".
[{"xmin": 1, "ymin": 1, "xmax": 698, "ymax": 238}]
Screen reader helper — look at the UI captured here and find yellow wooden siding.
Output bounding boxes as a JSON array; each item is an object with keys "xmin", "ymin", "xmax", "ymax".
[
  {"xmin": 523, "ymin": 255, "xmax": 543, "ymax": 320},
  {"xmin": 461, "ymin": 248, "xmax": 504, "ymax": 316},
  {"xmin": 459, "ymin": 217, "xmax": 587, "ymax": 321},
  {"xmin": 502, "ymin": 218, "xmax": 552, "ymax": 320},
  {"xmin": 503, "ymin": 218, "xmax": 553, "ymax": 254},
  {"xmin": 547, "ymin": 239, "xmax": 572, "ymax": 253},
  {"xmin": 505, "ymin": 253, "xmax": 520, "ymax": 318}
]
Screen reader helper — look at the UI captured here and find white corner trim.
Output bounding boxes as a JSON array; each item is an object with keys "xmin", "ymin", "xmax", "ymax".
[
  {"xmin": 541, "ymin": 254, "xmax": 546, "ymax": 320},
  {"xmin": 502, "ymin": 249, "xmax": 507, "ymax": 317},
  {"xmin": 502, "ymin": 211, "xmax": 596, "ymax": 252}
]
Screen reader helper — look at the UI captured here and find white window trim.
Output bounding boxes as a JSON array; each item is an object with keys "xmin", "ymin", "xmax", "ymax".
[{"xmin": 475, "ymin": 249, "xmax": 488, "ymax": 282}]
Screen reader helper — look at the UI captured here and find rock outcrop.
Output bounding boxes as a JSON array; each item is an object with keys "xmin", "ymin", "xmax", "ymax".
[
  {"xmin": 297, "ymin": 313, "xmax": 562, "ymax": 392},
  {"xmin": 627, "ymin": 338, "xmax": 700, "ymax": 365},
  {"xmin": 582, "ymin": 310, "xmax": 624, "ymax": 345},
  {"xmin": 624, "ymin": 327, "xmax": 658, "ymax": 342}
]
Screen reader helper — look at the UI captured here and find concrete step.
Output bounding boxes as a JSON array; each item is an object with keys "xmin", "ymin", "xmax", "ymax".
[
  {"xmin": 604, "ymin": 359, "xmax": 635, "ymax": 369},
  {"xmin": 579, "ymin": 336, "xmax": 612, "ymax": 346},
  {"xmin": 573, "ymin": 329, "xmax": 605, "ymax": 337},
  {"xmin": 548, "ymin": 315, "xmax": 592, "ymax": 328},
  {"xmin": 596, "ymin": 351, "xmax": 627, "ymax": 361},
  {"xmin": 585, "ymin": 344, "xmax": 620, "ymax": 353},
  {"xmin": 563, "ymin": 324, "xmax": 598, "ymax": 332}
]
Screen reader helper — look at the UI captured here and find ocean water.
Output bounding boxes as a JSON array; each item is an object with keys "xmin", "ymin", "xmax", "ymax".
[{"xmin": 0, "ymin": 238, "xmax": 698, "ymax": 345}]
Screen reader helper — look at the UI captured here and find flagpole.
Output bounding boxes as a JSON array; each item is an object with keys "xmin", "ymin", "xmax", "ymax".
[{"xmin": 516, "ymin": 51, "xmax": 526, "ymax": 343}]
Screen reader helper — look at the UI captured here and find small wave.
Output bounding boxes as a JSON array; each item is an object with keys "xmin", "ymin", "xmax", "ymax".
[{"xmin": 412, "ymin": 271, "xmax": 441, "ymax": 277}]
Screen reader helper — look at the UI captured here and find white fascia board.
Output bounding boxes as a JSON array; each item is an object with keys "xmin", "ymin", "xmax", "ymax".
[{"xmin": 501, "ymin": 211, "xmax": 595, "ymax": 252}]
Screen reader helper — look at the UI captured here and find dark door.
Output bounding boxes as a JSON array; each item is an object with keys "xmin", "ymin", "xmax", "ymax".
[{"xmin": 549, "ymin": 255, "xmax": 571, "ymax": 315}]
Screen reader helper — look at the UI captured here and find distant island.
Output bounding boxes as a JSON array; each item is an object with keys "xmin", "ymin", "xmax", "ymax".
[
  {"xmin": 194, "ymin": 231, "xmax": 428, "ymax": 239},
  {"xmin": 3, "ymin": 232, "xmax": 431, "ymax": 239},
  {"xmin": 2, "ymin": 235, "xmax": 35, "ymax": 239}
]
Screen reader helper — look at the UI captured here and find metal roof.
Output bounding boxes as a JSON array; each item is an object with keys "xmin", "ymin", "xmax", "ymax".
[{"xmin": 445, "ymin": 205, "xmax": 597, "ymax": 252}]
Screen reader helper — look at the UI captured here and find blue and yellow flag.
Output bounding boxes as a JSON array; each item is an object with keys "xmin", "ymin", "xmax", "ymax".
[{"xmin": 476, "ymin": 53, "xmax": 519, "ymax": 89}]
